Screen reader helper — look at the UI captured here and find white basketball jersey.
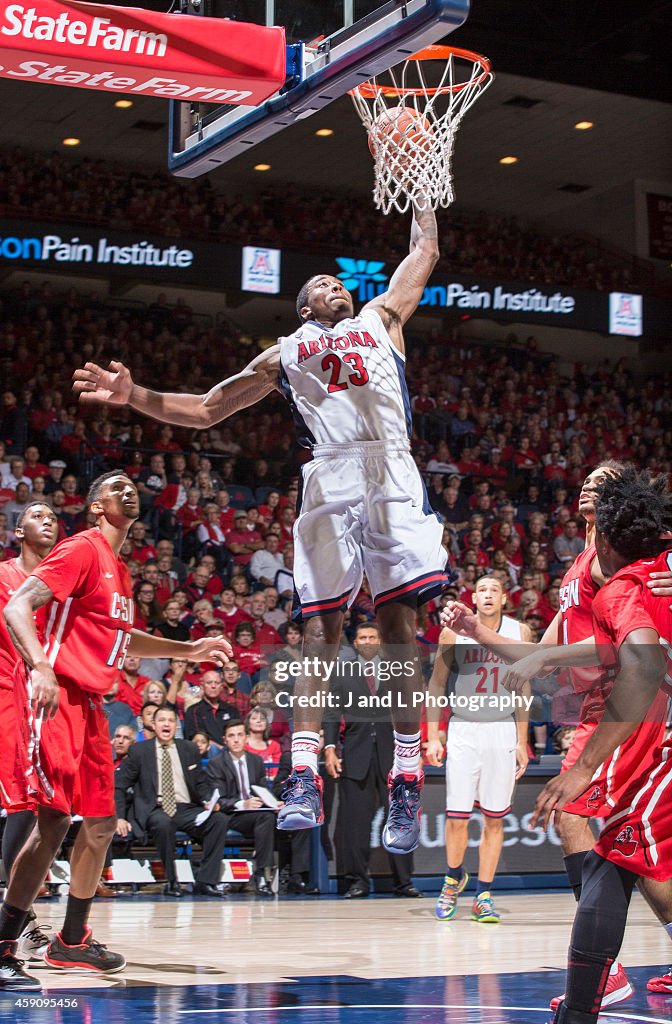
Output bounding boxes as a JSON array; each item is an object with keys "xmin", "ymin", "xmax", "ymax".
[
  {"xmin": 278, "ymin": 308, "xmax": 411, "ymax": 447},
  {"xmin": 452, "ymin": 615, "xmax": 523, "ymax": 722}
]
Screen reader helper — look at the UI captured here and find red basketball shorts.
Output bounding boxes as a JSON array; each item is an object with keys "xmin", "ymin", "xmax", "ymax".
[
  {"xmin": 595, "ymin": 736, "xmax": 672, "ymax": 880},
  {"xmin": 0, "ymin": 681, "xmax": 35, "ymax": 813},
  {"xmin": 562, "ymin": 691, "xmax": 668, "ymax": 820},
  {"xmin": 24, "ymin": 671, "xmax": 115, "ymax": 818}
]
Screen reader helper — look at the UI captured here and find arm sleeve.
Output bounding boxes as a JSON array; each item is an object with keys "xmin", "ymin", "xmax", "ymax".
[{"xmin": 30, "ymin": 534, "xmax": 97, "ymax": 602}]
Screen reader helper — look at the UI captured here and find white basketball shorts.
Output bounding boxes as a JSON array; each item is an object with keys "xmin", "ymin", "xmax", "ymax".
[
  {"xmin": 293, "ymin": 439, "xmax": 450, "ymax": 618},
  {"xmin": 445, "ymin": 718, "xmax": 517, "ymax": 819}
]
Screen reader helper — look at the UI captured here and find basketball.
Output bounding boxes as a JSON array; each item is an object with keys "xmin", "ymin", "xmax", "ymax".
[{"xmin": 367, "ymin": 105, "xmax": 433, "ymax": 163}]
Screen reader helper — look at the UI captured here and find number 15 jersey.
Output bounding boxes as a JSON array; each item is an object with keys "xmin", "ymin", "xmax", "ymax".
[
  {"xmin": 30, "ymin": 528, "xmax": 134, "ymax": 693},
  {"xmin": 278, "ymin": 308, "xmax": 411, "ymax": 447}
]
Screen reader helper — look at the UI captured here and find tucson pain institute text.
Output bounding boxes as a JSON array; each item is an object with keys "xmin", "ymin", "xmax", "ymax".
[{"xmin": 0, "ymin": 234, "xmax": 194, "ymax": 268}]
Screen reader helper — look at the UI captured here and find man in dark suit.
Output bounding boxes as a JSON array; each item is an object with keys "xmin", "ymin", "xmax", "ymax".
[
  {"xmin": 206, "ymin": 720, "xmax": 275, "ymax": 897},
  {"xmin": 324, "ymin": 622, "xmax": 421, "ymax": 899},
  {"xmin": 115, "ymin": 706, "xmax": 229, "ymax": 898}
]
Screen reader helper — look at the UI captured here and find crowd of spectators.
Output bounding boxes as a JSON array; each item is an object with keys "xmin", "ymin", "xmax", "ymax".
[
  {"xmin": 1, "ymin": 279, "xmax": 670, "ymax": 775},
  {"xmin": 0, "ymin": 147, "xmax": 648, "ymax": 292}
]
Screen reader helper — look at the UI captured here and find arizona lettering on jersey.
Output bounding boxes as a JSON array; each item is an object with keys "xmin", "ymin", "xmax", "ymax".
[
  {"xmin": 452, "ymin": 615, "xmax": 523, "ymax": 721},
  {"xmin": 30, "ymin": 528, "xmax": 134, "ymax": 694},
  {"xmin": 296, "ymin": 329, "xmax": 378, "ymax": 362},
  {"xmin": 0, "ymin": 559, "xmax": 49, "ymax": 688},
  {"xmin": 278, "ymin": 308, "xmax": 411, "ymax": 447}
]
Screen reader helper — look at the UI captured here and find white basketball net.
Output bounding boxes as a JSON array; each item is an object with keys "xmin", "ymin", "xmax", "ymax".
[{"xmin": 351, "ymin": 46, "xmax": 493, "ymax": 215}]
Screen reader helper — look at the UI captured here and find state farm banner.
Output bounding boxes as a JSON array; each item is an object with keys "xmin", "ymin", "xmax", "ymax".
[{"xmin": 0, "ymin": 1, "xmax": 286, "ymax": 102}]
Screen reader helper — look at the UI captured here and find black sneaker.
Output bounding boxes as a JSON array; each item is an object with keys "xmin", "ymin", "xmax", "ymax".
[
  {"xmin": 0, "ymin": 943, "xmax": 41, "ymax": 990},
  {"xmin": 44, "ymin": 928, "xmax": 126, "ymax": 973}
]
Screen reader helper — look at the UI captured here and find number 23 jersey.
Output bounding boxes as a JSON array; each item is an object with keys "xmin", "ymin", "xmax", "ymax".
[
  {"xmin": 29, "ymin": 528, "xmax": 134, "ymax": 693},
  {"xmin": 278, "ymin": 308, "xmax": 411, "ymax": 446}
]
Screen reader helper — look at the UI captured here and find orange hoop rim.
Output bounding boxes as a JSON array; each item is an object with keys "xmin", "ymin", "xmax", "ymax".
[{"xmin": 351, "ymin": 45, "xmax": 492, "ymax": 99}]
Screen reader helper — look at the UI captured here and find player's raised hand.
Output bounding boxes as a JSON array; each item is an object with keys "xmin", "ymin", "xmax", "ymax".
[
  {"xmin": 187, "ymin": 635, "xmax": 234, "ymax": 665},
  {"xmin": 531, "ymin": 764, "xmax": 592, "ymax": 830},
  {"xmin": 72, "ymin": 360, "xmax": 134, "ymax": 405},
  {"xmin": 440, "ymin": 601, "xmax": 477, "ymax": 636}
]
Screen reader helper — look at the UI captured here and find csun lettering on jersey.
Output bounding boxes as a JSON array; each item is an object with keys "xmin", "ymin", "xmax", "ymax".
[
  {"xmin": 559, "ymin": 578, "xmax": 580, "ymax": 613},
  {"xmin": 110, "ymin": 592, "xmax": 134, "ymax": 624},
  {"xmin": 296, "ymin": 330, "xmax": 377, "ymax": 363}
]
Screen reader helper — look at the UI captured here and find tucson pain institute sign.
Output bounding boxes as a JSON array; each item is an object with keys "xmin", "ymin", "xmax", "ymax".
[
  {"xmin": 0, "ymin": 0, "xmax": 286, "ymax": 101},
  {"xmin": 331, "ymin": 256, "xmax": 645, "ymax": 336}
]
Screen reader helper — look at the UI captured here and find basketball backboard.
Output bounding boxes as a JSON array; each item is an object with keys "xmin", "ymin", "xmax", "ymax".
[{"xmin": 168, "ymin": 0, "xmax": 470, "ymax": 178}]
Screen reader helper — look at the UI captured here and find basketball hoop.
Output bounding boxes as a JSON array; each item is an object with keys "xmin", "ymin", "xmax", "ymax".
[{"xmin": 351, "ymin": 45, "xmax": 493, "ymax": 215}]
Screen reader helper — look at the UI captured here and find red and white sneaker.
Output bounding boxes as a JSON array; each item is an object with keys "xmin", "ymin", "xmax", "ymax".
[
  {"xmin": 550, "ymin": 962, "xmax": 633, "ymax": 1011},
  {"xmin": 647, "ymin": 968, "xmax": 672, "ymax": 993}
]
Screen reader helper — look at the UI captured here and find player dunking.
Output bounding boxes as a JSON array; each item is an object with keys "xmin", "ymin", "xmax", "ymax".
[
  {"xmin": 0, "ymin": 472, "xmax": 232, "ymax": 991},
  {"xmin": 427, "ymin": 576, "xmax": 531, "ymax": 923},
  {"xmin": 0, "ymin": 502, "xmax": 57, "ymax": 967},
  {"xmin": 442, "ymin": 462, "xmax": 672, "ymax": 1008},
  {"xmin": 531, "ymin": 468, "xmax": 672, "ymax": 1023},
  {"xmin": 73, "ymin": 204, "xmax": 451, "ymax": 853}
]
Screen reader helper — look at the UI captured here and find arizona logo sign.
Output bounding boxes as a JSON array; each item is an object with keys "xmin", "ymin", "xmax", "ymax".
[{"xmin": 0, "ymin": 1, "xmax": 286, "ymax": 102}]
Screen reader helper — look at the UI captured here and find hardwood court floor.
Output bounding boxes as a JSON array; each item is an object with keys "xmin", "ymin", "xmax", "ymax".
[{"xmin": 2, "ymin": 892, "xmax": 670, "ymax": 1023}]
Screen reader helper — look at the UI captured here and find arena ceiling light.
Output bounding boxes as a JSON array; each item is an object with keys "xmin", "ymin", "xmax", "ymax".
[
  {"xmin": 499, "ymin": 155, "xmax": 518, "ymax": 165},
  {"xmin": 254, "ymin": 163, "xmax": 272, "ymax": 171},
  {"xmin": 115, "ymin": 100, "xmax": 134, "ymax": 109},
  {"xmin": 62, "ymin": 138, "xmax": 80, "ymax": 146},
  {"xmin": 315, "ymin": 128, "xmax": 334, "ymax": 136},
  {"xmin": 574, "ymin": 120, "xmax": 594, "ymax": 130}
]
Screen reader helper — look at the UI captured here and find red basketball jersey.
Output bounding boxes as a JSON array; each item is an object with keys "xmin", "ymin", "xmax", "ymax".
[
  {"xmin": 559, "ymin": 543, "xmax": 607, "ymax": 695},
  {"xmin": 592, "ymin": 549, "xmax": 672, "ymax": 688},
  {"xmin": 30, "ymin": 529, "xmax": 134, "ymax": 694},
  {"xmin": 0, "ymin": 560, "xmax": 49, "ymax": 689}
]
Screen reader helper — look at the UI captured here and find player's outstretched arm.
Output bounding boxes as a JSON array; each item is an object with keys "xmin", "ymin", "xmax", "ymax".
[
  {"xmin": 502, "ymin": 633, "xmax": 600, "ymax": 694},
  {"xmin": 531, "ymin": 629, "xmax": 666, "ymax": 829},
  {"xmin": 128, "ymin": 630, "xmax": 233, "ymax": 665},
  {"xmin": 362, "ymin": 203, "xmax": 438, "ymax": 335},
  {"xmin": 73, "ymin": 347, "xmax": 281, "ymax": 428},
  {"xmin": 440, "ymin": 601, "xmax": 538, "ymax": 664},
  {"xmin": 4, "ymin": 576, "xmax": 60, "ymax": 716}
]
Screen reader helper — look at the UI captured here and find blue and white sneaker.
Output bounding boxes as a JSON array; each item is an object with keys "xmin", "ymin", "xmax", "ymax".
[
  {"xmin": 277, "ymin": 768, "xmax": 324, "ymax": 830},
  {"xmin": 382, "ymin": 772, "xmax": 423, "ymax": 854}
]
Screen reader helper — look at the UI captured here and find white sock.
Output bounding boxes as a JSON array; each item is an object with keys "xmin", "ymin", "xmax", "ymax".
[
  {"xmin": 291, "ymin": 732, "xmax": 320, "ymax": 774},
  {"xmin": 393, "ymin": 731, "xmax": 422, "ymax": 777},
  {"xmin": 609, "ymin": 960, "xmax": 620, "ymax": 976}
]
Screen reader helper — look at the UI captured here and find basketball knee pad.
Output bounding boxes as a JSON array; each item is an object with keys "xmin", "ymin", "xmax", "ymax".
[{"xmin": 563, "ymin": 851, "xmax": 588, "ymax": 902}]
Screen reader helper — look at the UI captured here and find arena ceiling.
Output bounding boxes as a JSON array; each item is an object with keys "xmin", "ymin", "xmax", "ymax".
[{"xmin": 0, "ymin": 0, "xmax": 670, "ymax": 237}]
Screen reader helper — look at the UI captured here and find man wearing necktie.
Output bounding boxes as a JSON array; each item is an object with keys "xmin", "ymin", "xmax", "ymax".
[
  {"xmin": 324, "ymin": 623, "xmax": 421, "ymax": 899},
  {"xmin": 115, "ymin": 707, "xmax": 230, "ymax": 897},
  {"xmin": 206, "ymin": 720, "xmax": 275, "ymax": 897}
]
